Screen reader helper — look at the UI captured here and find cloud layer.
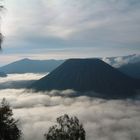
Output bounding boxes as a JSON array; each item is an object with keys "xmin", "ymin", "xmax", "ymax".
[
  {"xmin": 102, "ymin": 54, "xmax": 140, "ymax": 67},
  {"xmin": 0, "ymin": 73, "xmax": 46, "ymax": 89},
  {"xmin": 0, "ymin": 89, "xmax": 140, "ymax": 140},
  {"xmin": 0, "ymin": 73, "xmax": 140, "ymax": 140}
]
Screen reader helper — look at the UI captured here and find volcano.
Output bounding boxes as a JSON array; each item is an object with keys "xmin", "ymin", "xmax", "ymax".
[{"xmin": 30, "ymin": 59, "xmax": 139, "ymax": 98}]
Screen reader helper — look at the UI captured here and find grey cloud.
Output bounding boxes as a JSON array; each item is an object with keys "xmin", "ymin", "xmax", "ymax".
[{"xmin": 3, "ymin": 0, "xmax": 140, "ymax": 54}]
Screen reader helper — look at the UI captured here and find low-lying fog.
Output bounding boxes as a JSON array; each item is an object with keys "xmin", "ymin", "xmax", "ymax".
[{"xmin": 0, "ymin": 73, "xmax": 140, "ymax": 140}]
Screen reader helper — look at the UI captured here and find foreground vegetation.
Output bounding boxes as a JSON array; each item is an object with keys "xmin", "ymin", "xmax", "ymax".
[
  {"xmin": 0, "ymin": 98, "xmax": 21, "ymax": 140},
  {"xmin": 0, "ymin": 99, "xmax": 86, "ymax": 140}
]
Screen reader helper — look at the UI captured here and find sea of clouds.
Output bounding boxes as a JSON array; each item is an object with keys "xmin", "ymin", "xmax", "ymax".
[
  {"xmin": 0, "ymin": 73, "xmax": 140, "ymax": 140},
  {"xmin": 0, "ymin": 73, "xmax": 47, "ymax": 89}
]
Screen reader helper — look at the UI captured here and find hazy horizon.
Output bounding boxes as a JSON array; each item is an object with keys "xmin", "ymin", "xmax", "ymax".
[{"xmin": 0, "ymin": 53, "xmax": 140, "ymax": 67}]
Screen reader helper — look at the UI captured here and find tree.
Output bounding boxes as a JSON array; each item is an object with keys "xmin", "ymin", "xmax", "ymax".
[
  {"xmin": 0, "ymin": 0, "xmax": 4, "ymax": 49},
  {"xmin": 0, "ymin": 98, "xmax": 21, "ymax": 140},
  {"xmin": 44, "ymin": 114, "xmax": 86, "ymax": 140}
]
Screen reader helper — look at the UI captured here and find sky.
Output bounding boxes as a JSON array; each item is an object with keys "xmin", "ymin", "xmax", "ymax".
[{"xmin": 0, "ymin": 0, "xmax": 140, "ymax": 65}]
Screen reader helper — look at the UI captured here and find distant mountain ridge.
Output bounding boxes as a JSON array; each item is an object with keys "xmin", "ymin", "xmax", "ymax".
[
  {"xmin": 102, "ymin": 54, "xmax": 140, "ymax": 79},
  {"xmin": 0, "ymin": 54, "xmax": 140, "ymax": 79},
  {"xmin": 0, "ymin": 58, "xmax": 64, "ymax": 74},
  {"xmin": 0, "ymin": 71, "xmax": 7, "ymax": 77},
  {"xmin": 118, "ymin": 61, "xmax": 140, "ymax": 79},
  {"xmin": 30, "ymin": 58, "xmax": 140, "ymax": 99}
]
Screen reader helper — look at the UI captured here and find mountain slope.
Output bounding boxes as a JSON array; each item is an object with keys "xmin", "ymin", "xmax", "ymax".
[
  {"xmin": 30, "ymin": 59, "xmax": 139, "ymax": 98},
  {"xmin": 0, "ymin": 58, "xmax": 64, "ymax": 74},
  {"xmin": 118, "ymin": 62, "xmax": 140, "ymax": 79}
]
